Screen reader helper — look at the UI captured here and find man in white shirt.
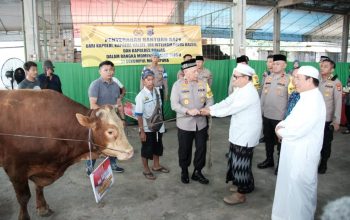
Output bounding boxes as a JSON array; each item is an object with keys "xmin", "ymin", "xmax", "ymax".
[
  {"xmin": 272, "ymin": 66, "xmax": 326, "ymax": 220},
  {"xmin": 201, "ymin": 63, "xmax": 262, "ymax": 205},
  {"xmin": 135, "ymin": 69, "xmax": 169, "ymax": 180}
]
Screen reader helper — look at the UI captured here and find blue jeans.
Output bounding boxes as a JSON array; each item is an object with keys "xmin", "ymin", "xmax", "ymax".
[{"xmin": 86, "ymin": 157, "xmax": 118, "ymax": 173}]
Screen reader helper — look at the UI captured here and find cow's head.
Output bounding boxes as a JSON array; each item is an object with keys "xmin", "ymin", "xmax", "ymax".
[{"xmin": 76, "ymin": 105, "xmax": 133, "ymax": 160}]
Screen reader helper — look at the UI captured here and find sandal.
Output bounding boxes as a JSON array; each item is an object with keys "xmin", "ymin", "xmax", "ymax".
[
  {"xmin": 342, "ymin": 130, "xmax": 350, "ymax": 134},
  {"xmin": 143, "ymin": 172, "xmax": 156, "ymax": 180},
  {"xmin": 223, "ymin": 193, "xmax": 246, "ymax": 205},
  {"xmin": 152, "ymin": 166, "xmax": 170, "ymax": 173}
]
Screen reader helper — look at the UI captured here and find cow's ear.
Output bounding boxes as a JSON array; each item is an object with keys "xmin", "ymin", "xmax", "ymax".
[{"xmin": 76, "ymin": 113, "xmax": 96, "ymax": 128}]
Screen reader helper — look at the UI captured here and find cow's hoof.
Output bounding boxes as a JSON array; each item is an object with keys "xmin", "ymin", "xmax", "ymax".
[{"xmin": 37, "ymin": 206, "xmax": 54, "ymax": 217}]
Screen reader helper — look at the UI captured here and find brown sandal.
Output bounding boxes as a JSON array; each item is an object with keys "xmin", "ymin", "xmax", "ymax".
[
  {"xmin": 143, "ymin": 172, "xmax": 156, "ymax": 180},
  {"xmin": 152, "ymin": 166, "xmax": 169, "ymax": 173},
  {"xmin": 223, "ymin": 193, "xmax": 246, "ymax": 205}
]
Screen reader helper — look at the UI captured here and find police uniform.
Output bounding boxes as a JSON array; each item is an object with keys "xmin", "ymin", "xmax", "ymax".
[
  {"xmin": 258, "ymin": 54, "xmax": 292, "ymax": 170},
  {"xmin": 197, "ymin": 68, "xmax": 213, "ymax": 86},
  {"xmin": 261, "ymin": 70, "xmax": 272, "ymax": 86},
  {"xmin": 318, "ymin": 74, "xmax": 342, "ymax": 173},
  {"xmin": 195, "ymin": 56, "xmax": 213, "ymax": 86},
  {"xmin": 177, "ymin": 69, "xmax": 184, "ymax": 80},
  {"xmin": 170, "ymin": 59, "xmax": 214, "ymax": 184}
]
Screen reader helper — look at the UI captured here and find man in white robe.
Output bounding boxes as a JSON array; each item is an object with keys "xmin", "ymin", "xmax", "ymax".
[
  {"xmin": 272, "ymin": 66, "xmax": 326, "ymax": 220},
  {"xmin": 201, "ymin": 63, "xmax": 262, "ymax": 205}
]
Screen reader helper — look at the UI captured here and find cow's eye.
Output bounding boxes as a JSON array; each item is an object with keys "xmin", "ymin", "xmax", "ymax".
[{"xmin": 106, "ymin": 129, "xmax": 118, "ymax": 138}]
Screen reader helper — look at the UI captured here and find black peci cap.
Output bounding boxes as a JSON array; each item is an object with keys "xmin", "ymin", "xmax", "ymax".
[
  {"xmin": 273, "ymin": 54, "xmax": 287, "ymax": 62},
  {"xmin": 322, "ymin": 58, "xmax": 336, "ymax": 68},
  {"xmin": 181, "ymin": 58, "xmax": 197, "ymax": 70},
  {"xmin": 320, "ymin": 56, "xmax": 330, "ymax": 62},
  {"xmin": 195, "ymin": 55, "xmax": 204, "ymax": 61},
  {"xmin": 236, "ymin": 55, "xmax": 249, "ymax": 63}
]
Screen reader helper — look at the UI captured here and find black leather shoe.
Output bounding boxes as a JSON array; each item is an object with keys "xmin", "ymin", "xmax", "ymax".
[
  {"xmin": 318, "ymin": 166, "xmax": 326, "ymax": 174},
  {"xmin": 259, "ymin": 137, "xmax": 265, "ymax": 143},
  {"xmin": 318, "ymin": 164, "xmax": 327, "ymax": 174},
  {"xmin": 181, "ymin": 170, "xmax": 189, "ymax": 184},
  {"xmin": 191, "ymin": 170, "xmax": 209, "ymax": 184},
  {"xmin": 257, "ymin": 159, "xmax": 274, "ymax": 169},
  {"xmin": 318, "ymin": 160, "xmax": 327, "ymax": 174}
]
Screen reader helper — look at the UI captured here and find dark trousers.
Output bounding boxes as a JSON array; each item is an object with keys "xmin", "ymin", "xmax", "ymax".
[
  {"xmin": 345, "ymin": 105, "xmax": 350, "ymax": 130},
  {"xmin": 321, "ymin": 121, "xmax": 334, "ymax": 161},
  {"xmin": 159, "ymin": 87, "xmax": 165, "ymax": 120},
  {"xmin": 263, "ymin": 116, "xmax": 281, "ymax": 160},
  {"xmin": 177, "ymin": 126, "xmax": 208, "ymax": 170}
]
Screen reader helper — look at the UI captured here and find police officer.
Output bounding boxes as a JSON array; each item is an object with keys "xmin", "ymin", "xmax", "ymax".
[
  {"xmin": 140, "ymin": 51, "xmax": 168, "ymax": 120},
  {"xmin": 258, "ymin": 54, "xmax": 292, "ymax": 174},
  {"xmin": 177, "ymin": 54, "xmax": 192, "ymax": 80},
  {"xmin": 196, "ymin": 55, "xmax": 213, "ymax": 87},
  {"xmin": 170, "ymin": 58, "xmax": 214, "ymax": 184},
  {"xmin": 262, "ymin": 55, "xmax": 274, "ymax": 84},
  {"xmin": 318, "ymin": 58, "xmax": 342, "ymax": 174},
  {"xmin": 228, "ymin": 55, "xmax": 260, "ymax": 95},
  {"xmin": 258, "ymin": 55, "xmax": 274, "ymax": 143}
]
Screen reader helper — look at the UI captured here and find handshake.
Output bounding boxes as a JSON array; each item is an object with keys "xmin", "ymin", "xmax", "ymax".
[{"xmin": 186, "ymin": 108, "xmax": 211, "ymax": 116}]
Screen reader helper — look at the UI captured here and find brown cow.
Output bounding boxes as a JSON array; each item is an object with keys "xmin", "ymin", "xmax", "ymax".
[{"xmin": 0, "ymin": 90, "xmax": 133, "ymax": 220}]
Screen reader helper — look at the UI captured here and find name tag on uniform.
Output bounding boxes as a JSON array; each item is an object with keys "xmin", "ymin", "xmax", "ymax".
[
  {"xmin": 198, "ymin": 88, "xmax": 205, "ymax": 92},
  {"xmin": 181, "ymin": 90, "xmax": 189, "ymax": 93}
]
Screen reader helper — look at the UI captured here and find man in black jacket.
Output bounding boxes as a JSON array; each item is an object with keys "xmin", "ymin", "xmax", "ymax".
[{"xmin": 38, "ymin": 60, "xmax": 62, "ymax": 93}]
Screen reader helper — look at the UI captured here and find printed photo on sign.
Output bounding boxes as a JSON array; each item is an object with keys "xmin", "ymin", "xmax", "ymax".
[
  {"xmin": 89, "ymin": 157, "xmax": 114, "ymax": 203},
  {"xmin": 124, "ymin": 101, "xmax": 137, "ymax": 120}
]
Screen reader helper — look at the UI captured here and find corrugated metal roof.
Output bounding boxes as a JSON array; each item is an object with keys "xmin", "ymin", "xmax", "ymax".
[{"xmin": 0, "ymin": 0, "xmax": 348, "ymax": 43}]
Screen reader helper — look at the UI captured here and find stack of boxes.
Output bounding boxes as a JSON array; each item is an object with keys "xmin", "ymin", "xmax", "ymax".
[{"xmin": 48, "ymin": 38, "xmax": 74, "ymax": 62}]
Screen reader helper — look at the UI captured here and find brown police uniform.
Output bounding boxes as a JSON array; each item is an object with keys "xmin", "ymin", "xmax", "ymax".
[
  {"xmin": 318, "ymin": 74, "xmax": 342, "ymax": 173},
  {"xmin": 259, "ymin": 72, "xmax": 292, "ymax": 169},
  {"xmin": 198, "ymin": 68, "xmax": 212, "ymax": 87},
  {"xmin": 170, "ymin": 78, "xmax": 213, "ymax": 174}
]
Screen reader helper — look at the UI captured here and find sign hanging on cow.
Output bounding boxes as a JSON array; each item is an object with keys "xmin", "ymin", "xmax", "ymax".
[
  {"xmin": 89, "ymin": 157, "xmax": 114, "ymax": 203},
  {"xmin": 81, "ymin": 25, "xmax": 202, "ymax": 67}
]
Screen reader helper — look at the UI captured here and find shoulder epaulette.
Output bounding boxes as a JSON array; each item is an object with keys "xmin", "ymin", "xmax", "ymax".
[{"xmin": 331, "ymin": 74, "xmax": 338, "ymax": 81}]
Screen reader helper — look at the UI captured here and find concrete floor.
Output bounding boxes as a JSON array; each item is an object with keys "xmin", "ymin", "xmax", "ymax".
[{"xmin": 0, "ymin": 117, "xmax": 349, "ymax": 220}]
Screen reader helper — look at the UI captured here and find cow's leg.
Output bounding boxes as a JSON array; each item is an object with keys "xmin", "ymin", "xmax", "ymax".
[
  {"xmin": 11, "ymin": 180, "xmax": 31, "ymax": 220},
  {"xmin": 35, "ymin": 185, "xmax": 53, "ymax": 217}
]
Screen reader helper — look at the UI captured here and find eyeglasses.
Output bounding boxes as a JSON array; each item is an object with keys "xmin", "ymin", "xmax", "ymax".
[{"xmin": 233, "ymin": 75, "xmax": 245, "ymax": 79}]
